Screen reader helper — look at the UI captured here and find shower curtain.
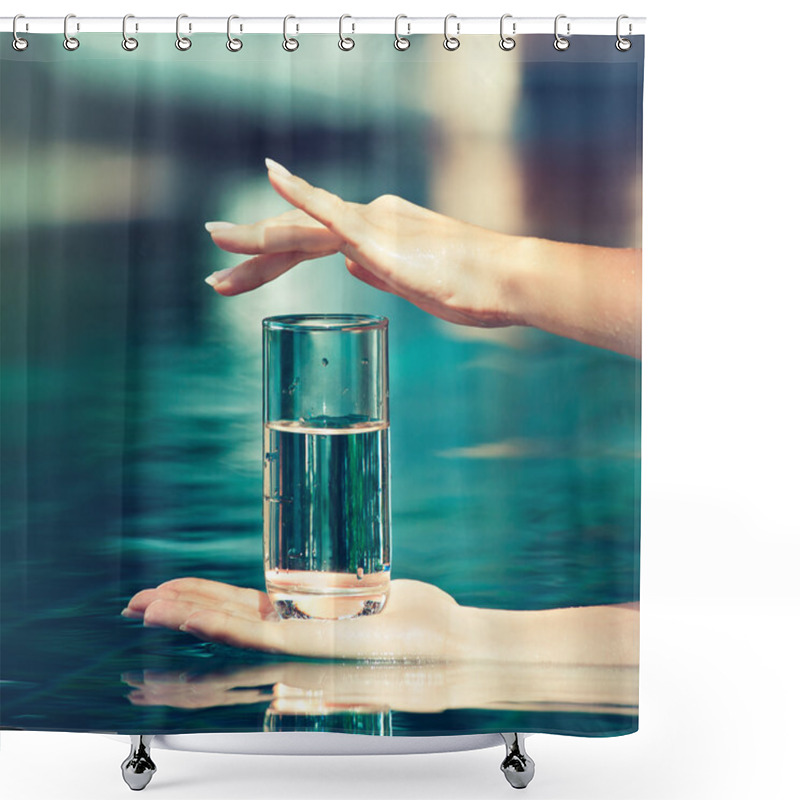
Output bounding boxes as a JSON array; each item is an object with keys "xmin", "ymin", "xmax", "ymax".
[{"xmin": 0, "ymin": 27, "xmax": 643, "ymax": 739}]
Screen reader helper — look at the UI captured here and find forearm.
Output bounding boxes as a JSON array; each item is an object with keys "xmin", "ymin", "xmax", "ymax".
[
  {"xmin": 264, "ymin": 660, "xmax": 637, "ymax": 715},
  {"xmin": 454, "ymin": 603, "xmax": 640, "ymax": 667},
  {"xmin": 502, "ymin": 236, "xmax": 642, "ymax": 358},
  {"xmin": 434, "ymin": 661, "xmax": 638, "ymax": 712}
]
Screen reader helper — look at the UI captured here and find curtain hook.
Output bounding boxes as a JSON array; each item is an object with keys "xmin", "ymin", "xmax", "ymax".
[
  {"xmin": 615, "ymin": 14, "xmax": 632, "ymax": 51},
  {"xmin": 394, "ymin": 14, "xmax": 410, "ymax": 51},
  {"xmin": 122, "ymin": 14, "xmax": 138, "ymax": 51},
  {"xmin": 227, "ymin": 15, "xmax": 243, "ymax": 51},
  {"xmin": 499, "ymin": 13, "xmax": 516, "ymax": 51},
  {"xmin": 443, "ymin": 14, "xmax": 460, "ymax": 51},
  {"xmin": 553, "ymin": 14, "xmax": 570, "ymax": 51},
  {"xmin": 175, "ymin": 13, "xmax": 192, "ymax": 51},
  {"xmin": 339, "ymin": 14, "xmax": 355, "ymax": 51},
  {"xmin": 283, "ymin": 15, "xmax": 299, "ymax": 51},
  {"xmin": 63, "ymin": 13, "xmax": 80, "ymax": 51},
  {"xmin": 12, "ymin": 14, "xmax": 29, "ymax": 51}
]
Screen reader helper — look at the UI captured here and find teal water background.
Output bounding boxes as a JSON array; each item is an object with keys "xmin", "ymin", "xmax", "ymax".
[{"xmin": 1, "ymin": 35, "xmax": 642, "ymax": 735}]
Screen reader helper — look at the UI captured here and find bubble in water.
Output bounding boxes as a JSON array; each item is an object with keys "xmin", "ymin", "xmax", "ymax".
[
  {"xmin": 321, "ymin": 358, "xmax": 329, "ymax": 367},
  {"xmin": 361, "ymin": 358, "xmax": 368, "ymax": 366}
]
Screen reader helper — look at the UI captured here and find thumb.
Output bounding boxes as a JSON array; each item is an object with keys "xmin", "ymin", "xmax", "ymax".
[
  {"xmin": 264, "ymin": 159, "xmax": 367, "ymax": 252},
  {"xmin": 344, "ymin": 257, "xmax": 396, "ymax": 295}
]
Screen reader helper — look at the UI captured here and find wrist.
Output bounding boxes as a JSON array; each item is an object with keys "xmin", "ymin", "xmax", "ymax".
[
  {"xmin": 449, "ymin": 603, "xmax": 521, "ymax": 662},
  {"xmin": 498, "ymin": 235, "xmax": 546, "ymax": 328},
  {"xmin": 447, "ymin": 604, "xmax": 488, "ymax": 661},
  {"xmin": 499, "ymin": 235, "xmax": 643, "ymax": 356}
]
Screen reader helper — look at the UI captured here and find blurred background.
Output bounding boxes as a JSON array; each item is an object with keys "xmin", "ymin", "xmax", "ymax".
[{"xmin": 0, "ymin": 33, "xmax": 642, "ymax": 734}]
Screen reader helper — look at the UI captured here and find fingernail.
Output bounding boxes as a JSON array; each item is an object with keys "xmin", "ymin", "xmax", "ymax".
[
  {"xmin": 205, "ymin": 221, "xmax": 235, "ymax": 232},
  {"xmin": 178, "ymin": 624, "xmax": 189, "ymax": 632},
  {"xmin": 120, "ymin": 608, "xmax": 137, "ymax": 618},
  {"xmin": 204, "ymin": 267, "xmax": 234, "ymax": 287},
  {"xmin": 265, "ymin": 158, "xmax": 293, "ymax": 178}
]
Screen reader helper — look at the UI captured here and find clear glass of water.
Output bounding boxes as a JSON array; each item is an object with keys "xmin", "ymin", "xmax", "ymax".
[{"xmin": 263, "ymin": 314, "xmax": 390, "ymax": 620}]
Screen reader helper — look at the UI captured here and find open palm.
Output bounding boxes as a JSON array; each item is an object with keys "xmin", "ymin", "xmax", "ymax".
[{"xmin": 123, "ymin": 577, "xmax": 463, "ymax": 661}]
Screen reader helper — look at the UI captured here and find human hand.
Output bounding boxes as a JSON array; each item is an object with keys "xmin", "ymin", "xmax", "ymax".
[
  {"xmin": 122, "ymin": 577, "xmax": 464, "ymax": 662},
  {"xmin": 123, "ymin": 577, "xmax": 638, "ymax": 667},
  {"xmin": 122, "ymin": 664, "xmax": 279, "ymax": 710},
  {"xmin": 122, "ymin": 658, "xmax": 638, "ymax": 715},
  {"xmin": 203, "ymin": 159, "xmax": 524, "ymax": 327}
]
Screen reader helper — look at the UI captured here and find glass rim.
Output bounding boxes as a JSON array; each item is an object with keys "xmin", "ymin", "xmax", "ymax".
[{"xmin": 263, "ymin": 314, "xmax": 388, "ymax": 332}]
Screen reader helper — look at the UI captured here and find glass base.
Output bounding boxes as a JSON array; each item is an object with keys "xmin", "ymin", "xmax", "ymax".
[{"xmin": 266, "ymin": 570, "xmax": 390, "ymax": 620}]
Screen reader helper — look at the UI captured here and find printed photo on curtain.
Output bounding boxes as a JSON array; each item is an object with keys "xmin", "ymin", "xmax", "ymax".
[{"xmin": 1, "ymin": 27, "xmax": 643, "ymax": 742}]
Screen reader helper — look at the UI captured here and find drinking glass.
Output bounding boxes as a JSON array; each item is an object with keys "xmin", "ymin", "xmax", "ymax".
[{"xmin": 263, "ymin": 314, "xmax": 391, "ymax": 620}]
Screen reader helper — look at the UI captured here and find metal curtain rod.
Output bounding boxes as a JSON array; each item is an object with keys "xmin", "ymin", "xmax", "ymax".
[{"xmin": 0, "ymin": 16, "xmax": 645, "ymax": 36}]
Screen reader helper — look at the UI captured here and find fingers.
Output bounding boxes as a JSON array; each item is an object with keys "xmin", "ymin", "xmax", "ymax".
[
  {"xmin": 204, "ymin": 161, "xmax": 386, "ymax": 297},
  {"xmin": 122, "ymin": 669, "xmax": 273, "ymax": 708},
  {"xmin": 156, "ymin": 577, "xmax": 274, "ymax": 618},
  {"xmin": 344, "ymin": 257, "xmax": 397, "ymax": 294},
  {"xmin": 264, "ymin": 159, "xmax": 368, "ymax": 254},
  {"xmin": 149, "ymin": 591, "xmax": 270, "ymax": 622},
  {"xmin": 179, "ymin": 607, "xmax": 285, "ymax": 653},
  {"xmin": 122, "ymin": 587, "xmax": 175, "ymax": 618},
  {"xmin": 123, "ymin": 578, "xmax": 274, "ymax": 621},
  {"xmin": 206, "ymin": 212, "xmax": 339, "ymax": 256},
  {"xmin": 127, "ymin": 686, "xmax": 269, "ymax": 709},
  {"xmin": 204, "ymin": 251, "xmax": 392, "ymax": 297},
  {"xmin": 204, "ymin": 250, "xmax": 395, "ymax": 298},
  {"xmin": 123, "ymin": 663, "xmax": 292, "ymax": 693},
  {"xmin": 141, "ymin": 598, "xmax": 281, "ymax": 654},
  {"xmin": 126, "ymin": 590, "xmax": 334, "ymax": 657},
  {"xmin": 205, "ymin": 251, "xmax": 312, "ymax": 295}
]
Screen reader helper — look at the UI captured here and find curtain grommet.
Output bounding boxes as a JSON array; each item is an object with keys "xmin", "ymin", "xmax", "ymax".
[
  {"xmin": 499, "ymin": 14, "xmax": 516, "ymax": 51},
  {"xmin": 12, "ymin": 15, "xmax": 29, "ymax": 51},
  {"xmin": 394, "ymin": 15, "xmax": 410, "ymax": 51},
  {"xmin": 615, "ymin": 15, "xmax": 632, "ymax": 51},
  {"xmin": 122, "ymin": 14, "xmax": 138, "ymax": 51},
  {"xmin": 226, "ymin": 15, "xmax": 243, "ymax": 52},
  {"xmin": 338, "ymin": 14, "xmax": 355, "ymax": 51},
  {"xmin": 283, "ymin": 15, "xmax": 299, "ymax": 51},
  {"xmin": 175, "ymin": 14, "xmax": 192, "ymax": 51},
  {"xmin": 63, "ymin": 13, "xmax": 80, "ymax": 51},
  {"xmin": 443, "ymin": 14, "xmax": 460, "ymax": 51},
  {"xmin": 553, "ymin": 14, "xmax": 570, "ymax": 51}
]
